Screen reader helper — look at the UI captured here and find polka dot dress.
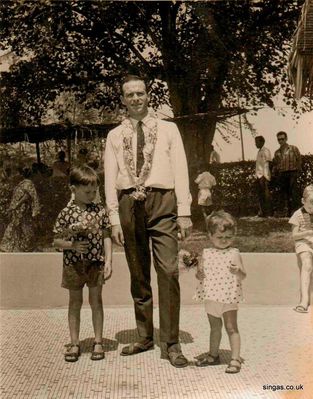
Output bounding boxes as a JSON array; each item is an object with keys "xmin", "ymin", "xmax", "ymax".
[{"xmin": 194, "ymin": 248, "xmax": 243, "ymax": 304}]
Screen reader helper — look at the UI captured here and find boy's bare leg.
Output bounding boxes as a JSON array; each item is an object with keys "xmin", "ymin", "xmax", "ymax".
[
  {"xmin": 223, "ymin": 310, "xmax": 240, "ymax": 361},
  {"xmin": 207, "ymin": 314, "xmax": 222, "ymax": 357},
  {"xmin": 89, "ymin": 285, "xmax": 104, "ymax": 352},
  {"xmin": 298, "ymin": 252, "xmax": 313, "ymax": 309},
  {"xmin": 68, "ymin": 289, "xmax": 83, "ymax": 353}
]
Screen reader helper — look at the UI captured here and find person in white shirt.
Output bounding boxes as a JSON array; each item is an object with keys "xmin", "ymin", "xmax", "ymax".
[
  {"xmin": 104, "ymin": 74, "xmax": 192, "ymax": 368},
  {"xmin": 254, "ymin": 136, "xmax": 273, "ymax": 217},
  {"xmin": 209, "ymin": 144, "xmax": 221, "ymax": 164}
]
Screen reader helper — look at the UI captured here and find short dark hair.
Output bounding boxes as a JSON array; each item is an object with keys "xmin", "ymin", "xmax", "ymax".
[
  {"xmin": 255, "ymin": 135, "xmax": 265, "ymax": 144},
  {"xmin": 69, "ymin": 165, "xmax": 98, "ymax": 186},
  {"xmin": 58, "ymin": 150, "xmax": 66, "ymax": 161},
  {"xmin": 120, "ymin": 74, "xmax": 148, "ymax": 95},
  {"xmin": 277, "ymin": 131, "xmax": 287, "ymax": 139}
]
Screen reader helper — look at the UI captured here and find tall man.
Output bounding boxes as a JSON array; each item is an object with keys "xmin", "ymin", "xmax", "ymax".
[
  {"xmin": 254, "ymin": 136, "xmax": 272, "ymax": 217},
  {"xmin": 272, "ymin": 131, "xmax": 302, "ymax": 216},
  {"xmin": 104, "ymin": 75, "xmax": 192, "ymax": 368}
]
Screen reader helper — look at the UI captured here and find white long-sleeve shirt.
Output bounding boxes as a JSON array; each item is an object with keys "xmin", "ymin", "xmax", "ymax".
[
  {"xmin": 255, "ymin": 146, "xmax": 271, "ymax": 181},
  {"xmin": 104, "ymin": 116, "xmax": 191, "ymax": 225}
]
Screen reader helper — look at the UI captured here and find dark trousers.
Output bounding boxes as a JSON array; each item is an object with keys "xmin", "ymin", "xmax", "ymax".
[
  {"xmin": 256, "ymin": 177, "xmax": 272, "ymax": 217},
  {"xmin": 119, "ymin": 189, "xmax": 180, "ymax": 343},
  {"xmin": 277, "ymin": 171, "xmax": 300, "ymax": 216}
]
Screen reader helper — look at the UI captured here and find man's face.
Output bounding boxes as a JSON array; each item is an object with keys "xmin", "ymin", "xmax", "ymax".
[
  {"xmin": 121, "ymin": 80, "xmax": 149, "ymax": 119},
  {"xmin": 277, "ymin": 135, "xmax": 287, "ymax": 146},
  {"xmin": 255, "ymin": 138, "xmax": 263, "ymax": 149}
]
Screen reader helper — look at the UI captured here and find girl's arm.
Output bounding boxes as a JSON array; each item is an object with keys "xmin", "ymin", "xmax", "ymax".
[
  {"xmin": 292, "ymin": 225, "xmax": 313, "ymax": 240},
  {"xmin": 230, "ymin": 250, "xmax": 246, "ymax": 280}
]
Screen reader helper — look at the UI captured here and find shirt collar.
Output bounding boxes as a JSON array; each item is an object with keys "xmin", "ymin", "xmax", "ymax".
[{"xmin": 130, "ymin": 114, "xmax": 150, "ymax": 130}]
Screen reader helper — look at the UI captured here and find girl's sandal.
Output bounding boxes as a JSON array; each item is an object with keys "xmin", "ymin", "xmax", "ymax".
[
  {"xmin": 225, "ymin": 358, "xmax": 242, "ymax": 374},
  {"xmin": 195, "ymin": 354, "xmax": 220, "ymax": 367},
  {"xmin": 91, "ymin": 342, "xmax": 105, "ymax": 361},
  {"xmin": 64, "ymin": 344, "xmax": 80, "ymax": 362}
]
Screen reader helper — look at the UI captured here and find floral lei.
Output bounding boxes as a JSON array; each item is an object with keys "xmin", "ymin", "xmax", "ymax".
[{"xmin": 122, "ymin": 109, "xmax": 158, "ymax": 200}]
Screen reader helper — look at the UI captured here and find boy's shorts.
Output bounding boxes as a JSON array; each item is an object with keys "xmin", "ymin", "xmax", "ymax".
[
  {"xmin": 204, "ymin": 300, "xmax": 238, "ymax": 318},
  {"xmin": 62, "ymin": 260, "xmax": 104, "ymax": 290}
]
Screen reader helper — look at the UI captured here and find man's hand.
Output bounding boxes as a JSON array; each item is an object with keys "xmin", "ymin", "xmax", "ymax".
[
  {"xmin": 177, "ymin": 217, "xmax": 193, "ymax": 241},
  {"xmin": 111, "ymin": 225, "xmax": 124, "ymax": 246}
]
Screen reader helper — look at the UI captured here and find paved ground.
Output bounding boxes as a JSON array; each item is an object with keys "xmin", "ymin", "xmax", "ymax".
[{"xmin": 1, "ymin": 305, "xmax": 313, "ymax": 399}]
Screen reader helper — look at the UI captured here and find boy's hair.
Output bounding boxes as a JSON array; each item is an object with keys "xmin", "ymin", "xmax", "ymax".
[
  {"xmin": 69, "ymin": 165, "xmax": 98, "ymax": 186},
  {"xmin": 303, "ymin": 185, "xmax": 313, "ymax": 200},
  {"xmin": 206, "ymin": 210, "xmax": 237, "ymax": 234}
]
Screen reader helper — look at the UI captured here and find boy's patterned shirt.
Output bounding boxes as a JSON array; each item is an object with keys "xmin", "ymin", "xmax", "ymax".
[
  {"xmin": 53, "ymin": 202, "xmax": 110, "ymax": 266},
  {"xmin": 289, "ymin": 207, "xmax": 313, "ymax": 231}
]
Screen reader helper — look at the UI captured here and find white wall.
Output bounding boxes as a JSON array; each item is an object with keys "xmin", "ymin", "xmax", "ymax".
[{"xmin": 1, "ymin": 252, "xmax": 312, "ymax": 309}]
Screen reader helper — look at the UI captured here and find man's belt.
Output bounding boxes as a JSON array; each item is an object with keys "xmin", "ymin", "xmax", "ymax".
[{"xmin": 121, "ymin": 187, "xmax": 172, "ymax": 194}]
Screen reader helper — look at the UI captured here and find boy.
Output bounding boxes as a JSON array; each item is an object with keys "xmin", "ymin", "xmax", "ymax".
[
  {"xmin": 289, "ymin": 185, "xmax": 313, "ymax": 313},
  {"xmin": 54, "ymin": 166, "xmax": 112, "ymax": 361}
]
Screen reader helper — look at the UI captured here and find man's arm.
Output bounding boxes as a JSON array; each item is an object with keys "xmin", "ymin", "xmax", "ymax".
[
  {"xmin": 104, "ymin": 133, "xmax": 124, "ymax": 246},
  {"xmin": 170, "ymin": 123, "xmax": 192, "ymax": 239},
  {"xmin": 294, "ymin": 146, "xmax": 302, "ymax": 171}
]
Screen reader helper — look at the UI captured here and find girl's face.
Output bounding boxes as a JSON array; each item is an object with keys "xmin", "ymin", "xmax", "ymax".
[
  {"xmin": 72, "ymin": 183, "xmax": 97, "ymax": 206},
  {"xmin": 209, "ymin": 228, "xmax": 234, "ymax": 249}
]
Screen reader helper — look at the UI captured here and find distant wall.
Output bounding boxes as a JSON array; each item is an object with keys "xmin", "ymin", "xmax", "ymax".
[{"xmin": 1, "ymin": 252, "xmax": 312, "ymax": 309}]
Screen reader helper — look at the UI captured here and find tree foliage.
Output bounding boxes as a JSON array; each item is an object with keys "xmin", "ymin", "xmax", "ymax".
[{"xmin": 0, "ymin": 1, "xmax": 311, "ymax": 149}]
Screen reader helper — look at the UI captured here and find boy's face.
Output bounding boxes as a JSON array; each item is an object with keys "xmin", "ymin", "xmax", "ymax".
[
  {"xmin": 71, "ymin": 183, "xmax": 97, "ymax": 205},
  {"xmin": 209, "ymin": 228, "xmax": 234, "ymax": 249},
  {"xmin": 302, "ymin": 196, "xmax": 313, "ymax": 214}
]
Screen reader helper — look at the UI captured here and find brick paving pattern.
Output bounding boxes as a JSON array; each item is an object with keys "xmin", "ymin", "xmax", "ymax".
[{"xmin": 0, "ymin": 305, "xmax": 313, "ymax": 399}]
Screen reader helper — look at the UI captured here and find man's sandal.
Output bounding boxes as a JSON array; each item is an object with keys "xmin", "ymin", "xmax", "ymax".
[
  {"xmin": 120, "ymin": 341, "xmax": 154, "ymax": 356},
  {"xmin": 225, "ymin": 358, "xmax": 242, "ymax": 374},
  {"xmin": 162, "ymin": 344, "xmax": 188, "ymax": 368},
  {"xmin": 195, "ymin": 354, "xmax": 220, "ymax": 367},
  {"xmin": 64, "ymin": 344, "xmax": 80, "ymax": 362},
  {"xmin": 91, "ymin": 342, "xmax": 105, "ymax": 361}
]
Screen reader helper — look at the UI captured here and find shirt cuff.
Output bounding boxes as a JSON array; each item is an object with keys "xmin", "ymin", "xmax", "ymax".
[
  {"xmin": 109, "ymin": 213, "xmax": 121, "ymax": 226},
  {"xmin": 177, "ymin": 205, "xmax": 191, "ymax": 217}
]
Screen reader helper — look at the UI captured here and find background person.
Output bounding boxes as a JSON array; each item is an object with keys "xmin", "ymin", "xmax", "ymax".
[
  {"xmin": 0, "ymin": 166, "xmax": 40, "ymax": 252},
  {"xmin": 209, "ymin": 144, "xmax": 221, "ymax": 164},
  {"xmin": 254, "ymin": 135, "xmax": 273, "ymax": 217},
  {"xmin": 272, "ymin": 131, "xmax": 302, "ymax": 216},
  {"xmin": 52, "ymin": 150, "xmax": 70, "ymax": 177},
  {"xmin": 195, "ymin": 162, "xmax": 216, "ymax": 230},
  {"xmin": 105, "ymin": 74, "xmax": 192, "ymax": 368}
]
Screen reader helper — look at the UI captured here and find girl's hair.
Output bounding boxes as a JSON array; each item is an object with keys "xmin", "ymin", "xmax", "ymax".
[
  {"xmin": 206, "ymin": 210, "xmax": 237, "ymax": 234},
  {"xmin": 69, "ymin": 165, "xmax": 98, "ymax": 186},
  {"xmin": 303, "ymin": 185, "xmax": 313, "ymax": 200}
]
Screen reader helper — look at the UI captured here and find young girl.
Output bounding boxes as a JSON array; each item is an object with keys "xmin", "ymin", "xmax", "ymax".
[
  {"xmin": 53, "ymin": 166, "xmax": 112, "ymax": 362},
  {"xmin": 289, "ymin": 185, "xmax": 313, "ymax": 313},
  {"xmin": 194, "ymin": 210, "xmax": 246, "ymax": 373}
]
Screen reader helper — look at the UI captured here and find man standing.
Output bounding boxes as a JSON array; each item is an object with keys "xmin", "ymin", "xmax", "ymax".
[
  {"xmin": 208, "ymin": 144, "xmax": 221, "ymax": 164},
  {"xmin": 254, "ymin": 136, "xmax": 272, "ymax": 217},
  {"xmin": 105, "ymin": 75, "xmax": 192, "ymax": 367},
  {"xmin": 272, "ymin": 131, "xmax": 302, "ymax": 216}
]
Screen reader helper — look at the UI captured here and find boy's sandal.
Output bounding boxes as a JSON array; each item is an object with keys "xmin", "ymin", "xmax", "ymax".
[
  {"xmin": 64, "ymin": 344, "xmax": 80, "ymax": 362},
  {"xmin": 91, "ymin": 342, "xmax": 105, "ymax": 361},
  {"xmin": 225, "ymin": 358, "xmax": 242, "ymax": 374},
  {"xmin": 293, "ymin": 305, "xmax": 308, "ymax": 313},
  {"xmin": 195, "ymin": 354, "xmax": 220, "ymax": 367}
]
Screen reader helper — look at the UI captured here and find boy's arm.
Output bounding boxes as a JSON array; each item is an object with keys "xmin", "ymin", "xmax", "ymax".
[
  {"xmin": 103, "ymin": 234, "xmax": 113, "ymax": 279},
  {"xmin": 53, "ymin": 237, "xmax": 89, "ymax": 253},
  {"xmin": 291, "ymin": 225, "xmax": 313, "ymax": 240}
]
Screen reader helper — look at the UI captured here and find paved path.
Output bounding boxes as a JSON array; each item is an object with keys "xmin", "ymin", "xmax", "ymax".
[{"xmin": 1, "ymin": 305, "xmax": 312, "ymax": 399}]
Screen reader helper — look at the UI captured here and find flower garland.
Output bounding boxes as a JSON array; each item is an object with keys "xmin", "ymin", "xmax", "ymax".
[{"xmin": 122, "ymin": 109, "xmax": 158, "ymax": 200}]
